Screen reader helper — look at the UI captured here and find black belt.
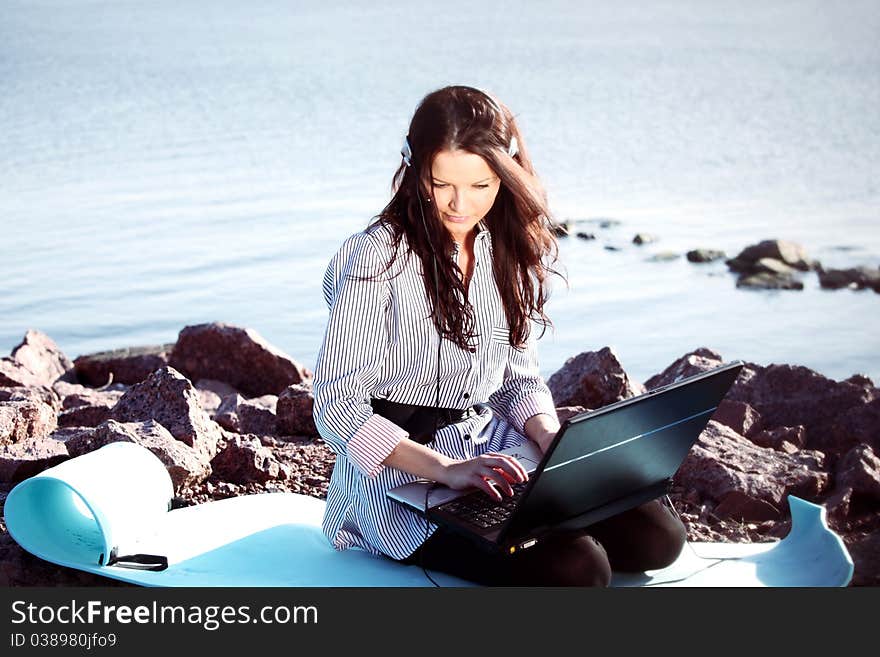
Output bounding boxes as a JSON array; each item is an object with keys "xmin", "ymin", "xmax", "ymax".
[{"xmin": 370, "ymin": 399, "xmax": 479, "ymax": 445}]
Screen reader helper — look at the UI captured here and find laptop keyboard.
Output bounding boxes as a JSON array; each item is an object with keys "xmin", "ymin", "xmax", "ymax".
[{"xmin": 435, "ymin": 482, "xmax": 528, "ymax": 529}]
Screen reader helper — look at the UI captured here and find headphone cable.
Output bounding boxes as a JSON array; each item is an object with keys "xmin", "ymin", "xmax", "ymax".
[{"xmin": 416, "ymin": 185, "xmax": 443, "ymax": 587}]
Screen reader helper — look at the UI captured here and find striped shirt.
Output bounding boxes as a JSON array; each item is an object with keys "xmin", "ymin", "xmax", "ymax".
[{"xmin": 312, "ymin": 220, "xmax": 557, "ymax": 560}]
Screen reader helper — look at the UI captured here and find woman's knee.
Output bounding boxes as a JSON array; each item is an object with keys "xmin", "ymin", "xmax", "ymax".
[
  {"xmin": 642, "ymin": 508, "xmax": 688, "ymax": 570},
  {"xmin": 510, "ymin": 533, "xmax": 611, "ymax": 587}
]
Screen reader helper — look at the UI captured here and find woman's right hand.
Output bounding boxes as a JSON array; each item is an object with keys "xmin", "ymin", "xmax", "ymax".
[{"xmin": 440, "ymin": 453, "xmax": 529, "ymax": 501}]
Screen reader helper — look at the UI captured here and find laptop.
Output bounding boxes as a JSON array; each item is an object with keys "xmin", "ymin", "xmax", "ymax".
[{"xmin": 387, "ymin": 360, "xmax": 744, "ymax": 554}]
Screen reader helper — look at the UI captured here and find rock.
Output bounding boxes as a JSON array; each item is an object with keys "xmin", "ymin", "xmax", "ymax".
[
  {"xmin": 835, "ymin": 445, "xmax": 880, "ymax": 502},
  {"xmin": 647, "ymin": 252, "xmax": 680, "ymax": 262},
  {"xmin": 65, "ymin": 419, "xmax": 211, "ymax": 493},
  {"xmin": 712, "ymin": 490, "xmax": 781, "ymax": 522},
  {"xmin": 215, "ymin": 394, "xmax": 279, "ymax": 435},
  {"xmin": 687, "ymin": 249, "xmax": 726, "ymax": 263},
  {"xmin": 0, "ymin": 359, "xmax": 42, "ymax": 388},
  {"xmin": 818, "ymin": 265, "xmax": 880, "ymax": 292},
  {"xmin": 210, "ymin": 434, "xmax": 283, "ymax": 484},
  {"xmin": 674, "ymin": 420, "xmax": 830, "ymax": 508},
  {"xmin": 192, "ymin": 379, "xmax": 240, "ymax": 418},
  {"xmin": 555, "ymin": 405, "xmax": 587, "ymax": 424},
  {"xmin": 551, "ymin": 221, "xmax": 571, "ymax": 237},
  {"xmin": 711, "ymin": 399, "xmax": 763, "ymax": 438},
  {"xmin": 848, "ymin": 266, "xmax": 880, "ymax": 291},
  {"xmin": 546, "ymin": 347, "xmax": 646, "ymax": 408},
  {"xmin": 109, "ymin": 366, "xmax": 221, "ymax": 461},
  {"xmin": 825, "ymin": 487, "xmax": 853, "ymax": 526},
  {"xmin": 169, "ymin": 323, "xmax": 310, "ymax": 397},
  {"xmin": 633, "ymin": 233, "xmax": 657, "ymax": 245},
  {"xmin": 73, "ymin": 344, "xmax": 174, "ymax": 386},
  {"xmin": 844, "ymin": 374, "xmax": 874, "ymax": 388},
  {"xmin": 57, "ymin": 383, "xmax": 126, "ymax": 409},
  {"xmin": 644, "ymin": 348, "xmax": 725, "ymax": 390},
  {"xmin": 54, "ymin": 384, "xmax": 126, "ymax": 428},
  {"xmin": 817, "ymin": 268, "xmax": 855, "ymax": 290},
  {"xmin": 750, "ymin": 425, "xmax": 807, "ymax": 451},
  {"xmin": 726, "ymin": 364, "xmax": 877, "ymax": 460},
  {"xmin": 725, "ymin": 257, "xmax": 754, "ymax": 274},
  {"xmin": 0, "ymin": 528, "xmax": 134, "ymax": 587},
  {"xmin": 603, "ymin": 245, "xmax": 622, "ymax": 252},
  {"xmin": 576, "ymin": 232, "xmax": 596, "ymax": 241},
  {"xmin": 847, "ymin": 532, "xmax": 880, "ymax": 586},
  {"xmin": 830, "ymin": 398, "xmax": 880, "ymax": 454},
  {"xmin": 0, "ymin": 399, "xmax": 57, "ymax": 446},
  {"xmin": 5, "ymin": 330, "xmax": 74, "ymax": 387},
  {"xmin": 58, "ymin": 403, "xmax": 115, "ymax": 428},
  {"xmin": 734, "ymin": 240, "xmax": 812, "ymax": 271},
  {"xmin": 0, "ymin": 386, "xmax": 61, "ymax": 413},
  {"xmin": 736, "ymin": 272, "xmax": 804, "ymax": 290},
  {"xmin": 276, "ymin": 384, "xmax": 319, "ymax": 438},
  {"xmin": 0, "ymin": 435, "xmax": 69, "ymax": 483},
  {"xmin": 753, "ymin": 258, "xmax": 796, "ymax": 275}
]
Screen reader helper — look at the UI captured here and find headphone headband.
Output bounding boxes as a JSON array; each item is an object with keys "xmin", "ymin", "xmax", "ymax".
[{"xmin": 401, "ymin": 135, "xmax": 518, "ymax": 167}]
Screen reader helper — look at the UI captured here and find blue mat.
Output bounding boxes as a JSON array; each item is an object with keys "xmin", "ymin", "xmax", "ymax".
[{"xmin": 4, "ymin": 443, "xmax": 853, "ymax": 587}]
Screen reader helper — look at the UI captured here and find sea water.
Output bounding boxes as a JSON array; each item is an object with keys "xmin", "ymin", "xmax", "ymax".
[{"xmin": 1, "ymin": 0, "xmax": 878, "ymax": 383}]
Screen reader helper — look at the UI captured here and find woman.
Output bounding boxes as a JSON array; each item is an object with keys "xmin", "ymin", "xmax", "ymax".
[{"xmin": 312, "ymin": 85, "xmax": 685, "ymax": 586}]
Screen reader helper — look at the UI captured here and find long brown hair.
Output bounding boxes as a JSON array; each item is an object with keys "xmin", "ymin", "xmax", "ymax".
[{"xmin": 368, "ymin": 85, "xmax": 563, "ymax": 350}]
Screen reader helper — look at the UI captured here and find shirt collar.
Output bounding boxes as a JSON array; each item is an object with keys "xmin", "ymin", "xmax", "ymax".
[{"xmin": 451, "ymin": 221, "xmax": 490, "ymax": 251}]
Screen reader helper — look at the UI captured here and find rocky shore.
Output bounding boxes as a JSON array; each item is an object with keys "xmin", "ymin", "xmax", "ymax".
[{"xmin": 1, "ymin": 324, "xmax": 878, "ymax": 586}]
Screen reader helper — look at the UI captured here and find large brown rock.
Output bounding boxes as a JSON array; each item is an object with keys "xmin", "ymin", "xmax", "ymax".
[
  {"xmin": 5, "ymin": 330, "xmax": 74, "ymax": 387},
  {"xmin": 276, "ymin": 384, "xmax": 319, "ymax": 438},
  {"xmin": 643, "ymin": 348, "xmax": 725, "ymax": 389},
  {"xmin": 546, "ymin": 347, "xmax": 645, "ymax": 408},
  {"xmin": 109, "ymin": 366, "xmax": 221, "ymax": 461},
  {"xmin": 73, "ymin": 344, "xmax": 174, "ymax": 386},
  {"xmin": 675, "ymin": 420, "xmax": 830, "ymax": 509},
  {"xmin": 65, "ymin": 419, "xmax": 211, "ymax": 493},
  {"xmin": 726, "ymin": 364, "xmax": 877, "ymax": 459},
  {"xmin": 169, "ymin": 323, "xmax": 310, "ymax": 397}
]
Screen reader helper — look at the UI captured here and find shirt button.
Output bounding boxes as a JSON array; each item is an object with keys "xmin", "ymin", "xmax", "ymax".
[
  {"xmin": 462, "ymin": 392, "xmax": 470, "ymax": 399},
  {"xmin": 463, "ymin": 434, "xmax": 471, "ymax": 441}
]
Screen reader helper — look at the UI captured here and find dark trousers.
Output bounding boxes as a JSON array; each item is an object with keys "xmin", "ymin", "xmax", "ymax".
[{"xmin": 401, "ymin": 499, "xmax": 687, "ymax": 587}]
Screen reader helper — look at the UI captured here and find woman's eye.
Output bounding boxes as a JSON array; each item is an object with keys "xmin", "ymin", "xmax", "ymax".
[
  {"xmin": 433, "ymin": 183, "xmax": 448, "ymax": 188},
  {"xmin": 474, "ymin": 184, "xmax": 489, "ymax": 189}
]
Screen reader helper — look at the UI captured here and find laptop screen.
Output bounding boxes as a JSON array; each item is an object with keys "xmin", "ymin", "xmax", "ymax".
[{"xmin": 504, "ymin": 362, "xmax": 743, "ymax": 537}]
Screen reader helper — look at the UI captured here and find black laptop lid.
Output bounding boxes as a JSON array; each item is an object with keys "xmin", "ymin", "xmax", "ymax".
[{"xmin": 502, "ymin": 361, "xmax": 743, "ymax": 540}]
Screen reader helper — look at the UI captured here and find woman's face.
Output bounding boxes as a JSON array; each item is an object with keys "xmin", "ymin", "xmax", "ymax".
[{"xmin": 430, "ymin": 149, "xmax": 501, "ymax": 243}]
